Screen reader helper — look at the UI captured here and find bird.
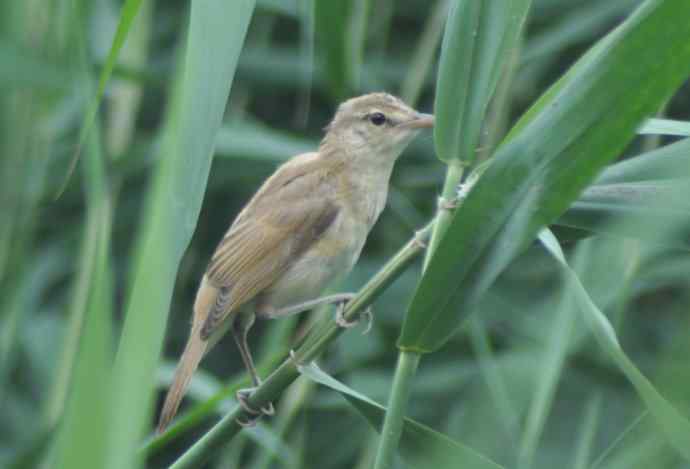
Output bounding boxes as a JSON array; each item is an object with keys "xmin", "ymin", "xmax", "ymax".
[{"xmin": 157, "ymin": 92, "xmax": 434, "ymax": 432}]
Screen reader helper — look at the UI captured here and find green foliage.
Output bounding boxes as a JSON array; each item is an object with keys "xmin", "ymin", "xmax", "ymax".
[
  {"xmin": 3, "ymin": 0, "xmax": 690, "ymax": 468},
  {"xmin": 299, "ymin": 362, "xmax": 503, "ymax": 469},
  {"xmin": 52, "ymin": 130, "xmax": 113, "ymax": 469},
  {"xmin": 57, "ymin": 0, "xmax": 145, "ymax": 196},
  {"xmin": 105, "ymin": 2, "xmax": 255, "ymax": 468},
  {"xmin": 399, "ymin": 0, "xmax": 690, "ymax": 353},
  {"xmin": 539, "ymin": 229, "xmax": 690, "ymax": 458},
  {"xmin": 433, "ymin": 0, "xmax": 531, "ymax": 163}
]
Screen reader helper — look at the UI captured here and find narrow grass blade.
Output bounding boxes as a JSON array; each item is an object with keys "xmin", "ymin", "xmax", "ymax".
[
  {"xmin": 517, "ymin": 270, "xmax": 577, "ymax": 468},
  {"xmin": 298, "ymin": 362, "xmax": 504, "ymax": 469},
  {"xmin": 433, "ymin": 0, "xmax": 530, "ymax": 163},
  {"xmin": 589, "ymin": 412, "xmax": 648, "ymax": 469},
  {"xmin": 571, "ymin": 394, "xmax": 602, "ymax": 469},
  {"xmin": 105, "ymin": 0, "xmax": 153, "ymax": 158},
  {"xmin": 399, "ymin": 0, "xmax": 690, "ymax": 353},
  {"xmin": 638, "ymin": 117, "xmax": 690, "ymax": 136},
  {"xmin": 104, "ymin": 2, "xmax": 255, "ymax": 468},
  {"xmin": 56, "ymin": 0, "xmax": 144, "ymax": 197},
  {"xmin": 538, "ymin": 229, "xmax": 690, "ymax": 460}
]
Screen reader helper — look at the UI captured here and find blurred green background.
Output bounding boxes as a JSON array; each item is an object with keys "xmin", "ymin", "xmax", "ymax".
[{"xmin": 2, "ymin": 0, "xmax": 690, "ymax": 468}]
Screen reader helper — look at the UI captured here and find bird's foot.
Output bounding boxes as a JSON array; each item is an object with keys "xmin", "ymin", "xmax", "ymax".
[
  {"xmin": 235, "ymin": 387, "xmax": 274, "ymax": 427},
  {"xmin": 335, "ymin": 301, "xmax": 373, "ymax": 334}
]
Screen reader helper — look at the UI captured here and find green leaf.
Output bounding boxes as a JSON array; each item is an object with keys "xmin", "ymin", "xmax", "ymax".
[
  {"xmin": 517, "ymin": 255, "xmax": 578, "ymax": 467},
  {"xmin": 298, "ymin": 362, "xmax": 504, "ymax": 469},
  {"xmin": 104, "ymin": 2, "xmax": 255, "ymax": 468},
  {"xmin": 521, "ymin": 0, "xmax": 636, "ymax": 65},
  {"xmin": 571, "ymin": 394, "xmax": 603, "ymax": 469},
  {"xmin": 433, "ymin": 0, "xmax": 530, "ymax": 163},
  {"xmin": 51, "ymin": 122, "xmax": 114, "ymax": 469},
  {"xmin": 556, "ymin": 180, "xmax": 690, "ymax": 250},
  {"xmin": 56, "ymin": 0, "xmax": 144, "ymax": 197},
  {"xmin": 314, "ymin": 0, "xmax": 369, "ymax": 100},
  {"xmin": 595, "ymin": 137, "xmax": 690, "ymax": 184},
  {"xmin": 399, "ymin": 0, "xmax": 690, "ymax": 353},
  {"xmin": 638, "ymin": 117, "xmax": 690, "ymax": 136},
  {"xmin": 537, "ymin": 230, "xmax": 690, "ymax": 460}
]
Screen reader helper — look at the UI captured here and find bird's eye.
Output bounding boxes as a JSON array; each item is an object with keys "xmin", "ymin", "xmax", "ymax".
[{"xmin": 368, "ymin": 112, "xmax": 387, "ymax": 126}]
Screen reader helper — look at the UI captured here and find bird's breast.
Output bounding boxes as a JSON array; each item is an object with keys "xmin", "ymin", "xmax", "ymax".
[
  {"xmin": 255, "ymin": 205, "xmax": 369, "ymax": 315},
  {"xmin": 255, "ymin": 167, "xmax": 391, "ymax": 316}
]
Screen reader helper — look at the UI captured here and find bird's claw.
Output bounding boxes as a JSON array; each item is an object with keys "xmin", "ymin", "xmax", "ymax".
[
  {"xmin": 235, "ymin": 388, "xmax": 274, "ymax": 427},
  {"xmin": 335, "ymin": 301, "xmax": 373, "ymax": 334}
]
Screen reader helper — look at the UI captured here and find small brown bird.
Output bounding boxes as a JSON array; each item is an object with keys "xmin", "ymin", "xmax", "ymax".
[{"xmin": 157, "ymin": 92, "xmax": 433, "ymax": 432}]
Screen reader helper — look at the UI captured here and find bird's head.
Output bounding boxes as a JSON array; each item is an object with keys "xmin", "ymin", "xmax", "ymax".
[{"xmin": 321, "ymin": 92, "xmax": 434, "ymax": 165}]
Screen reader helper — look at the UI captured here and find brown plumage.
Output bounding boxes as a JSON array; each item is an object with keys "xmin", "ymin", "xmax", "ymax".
[{"xmin": 157, "ymin": 93, "xmax": 433, "ymax": 432}]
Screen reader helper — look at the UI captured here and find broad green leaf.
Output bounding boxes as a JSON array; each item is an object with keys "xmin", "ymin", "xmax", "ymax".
[
  {"xmin": 556, "ymin": 180, "xmax": 690, "ymax": 250},
  {"xmin": 52, "ymin": 126, "xmax": 114, "ymax": 469},
  {"xmin": 521, "ymin": 0, "xmax": 636, "ymax": 64},
  {"xmin": 399, "ymin": 0, "xmax": 690, "ymax": 353},
  {"xmin": 57, "ymin": 0, "xmax": 144, "ymax": 196},
  {"xmin": 314, "ymin": 0, "xmax": 368, "ymax": 100},
  {"xmin": 537, "ymin": 230, "xmax": 690, "ymax": 460},
  {"xmin": 553, "ymin": 140, "xmax": 690, "ymax": 242},
  {"xmin": 298, "ymin": 362, "xmax": 504, "ymax": 469},
  {"xmin": 433, "ymin": 0, "xmax": 530, "ymax": 163},
  {"xmin": 595, "ymin": 137, "xmax": 690, "ymax": 184},
  {"xmin": 104, "ymin": 2, "xmax": 255, "ymax": 468},
  {"xmin": 638, "ymin": 117, "xmax": 690, "ymax": 136}
]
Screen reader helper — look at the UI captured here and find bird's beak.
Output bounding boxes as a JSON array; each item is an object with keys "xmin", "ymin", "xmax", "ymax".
[{"xmin": 402, "ymin": 113, "xmax": 435, "ymax": 129}]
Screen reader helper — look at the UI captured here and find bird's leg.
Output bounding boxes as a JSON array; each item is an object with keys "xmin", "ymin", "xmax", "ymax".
[
  {"xmin": 264, "ymin": 293, "xmax": 357, "ymax": 317},
  {"xmin": 265, "ymin": 293, "xmax": 373, "ymax": 333},
  {"xmin": 232, "ymin": 313, "xmax": 274, "ymax": 427}
]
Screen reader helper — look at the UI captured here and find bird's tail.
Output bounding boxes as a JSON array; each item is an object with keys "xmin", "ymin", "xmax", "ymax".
[{"xmin": 157, "ymin": 327, "xmax": 208, "ymax": 433}]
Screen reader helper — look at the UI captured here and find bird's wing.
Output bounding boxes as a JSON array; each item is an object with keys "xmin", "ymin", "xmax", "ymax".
[{"xmin": 200, "ymin": 155, "xmax": 340, "ymax": 339}]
